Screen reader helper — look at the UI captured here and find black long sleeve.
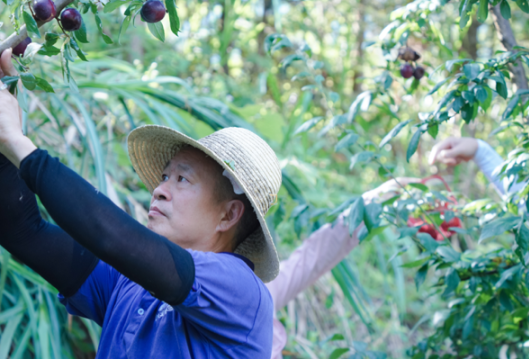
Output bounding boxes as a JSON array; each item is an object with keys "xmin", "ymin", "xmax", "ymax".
[
  {"xmin": 0, "ymin": 153, "xmax": 98, "ymax": 296},
  {"xmin": 19, "ymin": 149, "xmax": 195, "ymax": 305}
]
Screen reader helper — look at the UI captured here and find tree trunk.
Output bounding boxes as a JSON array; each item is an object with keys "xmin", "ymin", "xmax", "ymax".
[
  {"xmin": 461, "ymin": 17, "xmax": 479, "ymax": 60},
  {"xmin": 490, "ymin": 4, "xmax": 529, "ymax": 92},
  {"xmin": 352, "ymin": 0, "xmax": 366, "ymax": 93},
  {"xmin": 257, "ymin": 0, "xmax": 273, "ymax": 56},
  {"xmin": 0, "ymin": 0, "xmax": 76, "ymax": 52}
]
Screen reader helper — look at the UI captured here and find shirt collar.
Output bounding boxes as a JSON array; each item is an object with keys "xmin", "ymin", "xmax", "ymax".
[{"xmin": 219, "ymin": 252, "xmax": 255, "ymax": 271}]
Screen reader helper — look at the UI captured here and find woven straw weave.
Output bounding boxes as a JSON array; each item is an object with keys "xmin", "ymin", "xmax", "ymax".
[{"xmin": 127, "ymin": 125, "xmax": 281, "ymax": 282}]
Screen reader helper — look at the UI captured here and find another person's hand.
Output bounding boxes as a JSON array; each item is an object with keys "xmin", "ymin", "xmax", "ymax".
[
  {"xmin": 428, "ymin": 137, "xmax": 478, "ymax": 166},
  {"xmin": 0, "ymin": 48, "xmax": 36, "ymax": 167},
  {"xmin": 363, "ymin": 177, "xmax": 420, "ymax": 203}
]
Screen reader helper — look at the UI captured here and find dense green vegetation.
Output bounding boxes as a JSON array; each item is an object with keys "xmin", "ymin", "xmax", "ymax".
[{"xmin": 1, "ymin": 0, "xmax": 529, "ymax": 357}]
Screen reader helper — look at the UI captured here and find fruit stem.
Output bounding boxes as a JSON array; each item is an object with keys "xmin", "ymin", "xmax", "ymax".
[
  {"xmin": 54, "ymin": 17, "xmax": 70, "ymax": 38},
  {"xmin": 11, "ymin": 55, "xmax": 29, "ymax": 71},
  {"xmin": 27, "ymin": 2, "xmax": 36, "ymax": 19}
]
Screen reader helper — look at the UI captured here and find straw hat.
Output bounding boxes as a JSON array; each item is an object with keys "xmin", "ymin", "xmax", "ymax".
[{"xmin": 127, "ymin": 125, "xmax": 281, "ymax": 282}]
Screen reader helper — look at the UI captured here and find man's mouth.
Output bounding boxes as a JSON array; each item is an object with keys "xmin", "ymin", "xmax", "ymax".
[{"xmin": 148, "ymin": 206, "xmax": 165, "ymax": 217}]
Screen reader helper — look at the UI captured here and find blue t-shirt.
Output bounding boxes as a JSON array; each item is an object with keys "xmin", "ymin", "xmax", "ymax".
[{"xmin": 59, "ymin": 250, "xmax": 273, "ymax": 358}]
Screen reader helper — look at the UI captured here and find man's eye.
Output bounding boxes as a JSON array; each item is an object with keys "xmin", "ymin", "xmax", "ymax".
[
  {"xmin": 161, "ymin": 174, "xmax": 169, "ymax": 182},
  {"xmin": 178, "ymin": 176, "xmax": 187, "ymax": 183}
]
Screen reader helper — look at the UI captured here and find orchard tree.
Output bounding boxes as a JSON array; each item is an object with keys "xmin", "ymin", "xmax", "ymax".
[{"xmin": 266, "ymin": 0, "xmax": 529, "ymax": 357}]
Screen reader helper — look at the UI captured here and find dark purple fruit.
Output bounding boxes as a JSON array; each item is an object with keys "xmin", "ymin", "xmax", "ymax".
[
  {"xmin": 140, "ymin": 0, "xmax": 166, "ymax": 23},
  {"xmin": 60, "ymin": 8, "xmax": 82, "ymax": 31},
  {"xmin": 413, "ymin": 66, "xmax": 425, "ymax": 80},
  {"xmin": 400, "ymin": 63, "xmax": 414, "ymax": 79},
  {"xmin": 33, "ymin": 0, "xmax": 56, "ymax": 22},
  {"xmin": 12, "ymin": 37, "xmax": 32, "ymax": 57}
]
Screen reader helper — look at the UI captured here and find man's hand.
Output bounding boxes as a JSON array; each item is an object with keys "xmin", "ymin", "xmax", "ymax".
[
  {"xmin": 428, "ymin": 137, "xmax": 478, "ymax": 166},
  {"xmin": 0, "ymin": 48, "xmax": 36, "ymax": 168},
  {"xmin": 363, "ymin": 177, "xmax": 420, "ymax": 203}
]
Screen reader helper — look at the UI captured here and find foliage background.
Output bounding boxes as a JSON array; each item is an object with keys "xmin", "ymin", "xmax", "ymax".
[{"xmin": 0, "ymin": 0, "xmax": 528, "ymax": 357}]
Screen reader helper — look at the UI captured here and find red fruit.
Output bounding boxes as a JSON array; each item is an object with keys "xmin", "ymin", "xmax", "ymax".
[
  {"xmin": 419, "ymin": 223, "xmax": 443, "ymax": 241},
  {"xmin": 12, "ymin": 37, "xmax": 32, "ymax": 57},
  {"xmin": 440, "ymin": 217, "xmax": 462, "ymax": 236},
  {"xmin": 60, "ymin": 8, "xmax": 82, "ymax": 31},
  {"xmin": 413, "ymin": 66, "xmax": 425, "ymax": 80},
  {"xmin": 140, "ymin": 0, "xmax": 166, "ymax": 23},
  {"xmin": 400, "ymin": 63, "xmax": 414, "ymax": 79},
  {"xmin": 408, "ymin": 217, "xmax": 444, "ymax": 241},
  {"xmin": 33, "ymin": 0, "xmax": 56, "ymax": 22}
]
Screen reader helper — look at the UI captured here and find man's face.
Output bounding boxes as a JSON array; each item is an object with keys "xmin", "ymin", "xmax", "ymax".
[{"xmin": 147, "ymin": 147, "xmax": 227, "ymax": 251}]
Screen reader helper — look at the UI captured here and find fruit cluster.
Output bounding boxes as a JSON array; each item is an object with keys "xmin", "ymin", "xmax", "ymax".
[
  {"xmin": 398, "ymin": 46, "xmax": 425, "ymax": 80},
  {"xmin": 406, "ymin": 175, "xmax": 463, "ymax": 241}
]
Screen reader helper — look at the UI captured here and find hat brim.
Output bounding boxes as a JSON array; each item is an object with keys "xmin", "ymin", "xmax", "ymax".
[{"xmin": 127, "ymin": 125, "xmax": 279, "ymax": 282}]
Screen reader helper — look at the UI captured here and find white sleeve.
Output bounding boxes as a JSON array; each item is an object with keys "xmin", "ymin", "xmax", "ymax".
[
  {"xmin": 472, "ymin": 139, "xmax": 524, "ymax": 197},
  {"xmin": 473, "ymin": 139, "xmax": 505, "ymax": 195}
]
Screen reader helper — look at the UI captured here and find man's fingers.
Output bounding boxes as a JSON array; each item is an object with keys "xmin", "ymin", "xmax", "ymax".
[{"xmin": 0, "ymin": 49, "xmax": 18, "ymax": 77}]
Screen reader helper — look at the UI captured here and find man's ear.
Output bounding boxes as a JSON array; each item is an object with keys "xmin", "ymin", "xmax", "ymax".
[{"xmin": 217, "ymin": 200, "xmax": 245, "ymax": 233}]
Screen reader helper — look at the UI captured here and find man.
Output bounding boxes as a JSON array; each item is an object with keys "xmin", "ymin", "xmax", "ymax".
[{"xmin": 0, "ymin": 48, "xmax": 280, "ymax": 357}]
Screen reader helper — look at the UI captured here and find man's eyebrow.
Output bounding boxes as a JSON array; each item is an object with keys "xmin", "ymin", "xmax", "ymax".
[{"xmin": 176, "ymin": 163, "xmax": 192, "ymax": 172}]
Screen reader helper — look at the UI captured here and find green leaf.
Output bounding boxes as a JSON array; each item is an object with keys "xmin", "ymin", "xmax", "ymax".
[
  {"xmin": 70, "ymin": 38, "xmax": 88, "ymax": 61},
  {"xmin": 401, "ymin": 256, "xmax": 430, "ymax": 268},
  {"xmin": 478, "ymin": 0, "xmax": 489, "ymax": 22},
  {"xmin": 148, "ymin": 21, "xmax": 165, "ymax": 42},
  {"xmin": 495, "ymin": 72, "xmax": 508, "ymax": 98},
  {"xmin": 20, "ymin": 72, "xmax": 36, "ymax": 91},
  {"xmin": 427, "ymin": 124, "xmax": 439, "ymax": 139},
  {"xmin": 35, "ymin": 77, "xmax": 54, "ymax": 93},
  {"xmin": 460, "ymin": 102, "xmax": 475, "ymax": 123},
  {"xmin": 480, "ymin": 86, "xmax": 493, "ymax": 110},
  {"xmin": 363, "ymin": 202, "xmax": 382, "ymax": 231},
  {"xmin": 427, "ymin": 78, "xmax": 449, "ymax": 95},
  {"xmin": 280, "ymin": 54, "xmax": 304, "ymax": 69},
  {"xmin": 479, "ymin": 216, "xmax": 520, "ymax": 242},
  {"xmin": 350, "ymin": 151, "xmax": 373, "ymax": 170},
  {"xmin": 95, "ymin": 13, "xmax": 113, "ymax": 44},
  {"xmin": 329, "ymin": 348, "xmax": 350, "ymax": 359},
  {"xmin": 503, "ymin": 95, "xmax": 520, "ymax": 120},
  {"xmin": 408, "ymin": 183, "xmax": 428, "ymax": 191},
  {"xmin": 118, "ymin": 16, "xmax": 132, "ymax": 44},
  {"xmin": 348, "ymin": 197, "xmax": 365, "ymax": 235},
  {"xmin": 443, "ymin": 268, "xmax": 460, "ymax": 296},
  {"xmin": 38, "ymin": 45, "xmax": 61, "ymax": 56},
  {"xmin": 0, "ymin": 313, "xmax": 23, "ymax": 359},
  {"xmin": 495, "ymin": 264, "xmax": 522, "ymax": 288},
  {"xmin": 415, "ymin": 263, "xmax": 429, "ymax": 290},
  {"xmin": 500, "ymin": 0, "xmax": 511, "ymax": 19},
  {"xmin": 406, "ymin": 129, "xmax": 422, "ymax": 162},
  {"xmin": 74, "ymin": 18, "xmax": 89, "ymax": 43},
  {"xmin": 23, "ymin": 11, "xmax": 41, "ymax": 39},
  {"xmin": 437, "ymin": 246, "xmax": 461, "ymax": 262},
  {"xmin": 459, "ymin": 0, "xmax": 471, "ymax": 28},
  {"xmin": 463, "ymin": 63, "xmax": 480, "ymax": 80},
  {"xmin": 165, "ymin": 0, "xmax": 180, "ymax": 36},
  {"xmin": 45, "ymin": 33, "xmax": 60, "ymax": 46},
  {"xmin": 474, "ymin": 85, "xmax": 488, "ymax": 103},
  {"xmin": 417, "ymin": 232, "xmax": 439, "ymax": 253},
  {"xmin": 379, "ymin": 119, "xmax": 412, "ymax": 148},
  {"xmin": 294, "ymin": 116, "xmax": 324, "ymax": 135},
  {"xmin": 104, "ymin": 0, "xmax": 127, "ymax": 13},
  {"xmin": 328, "ymin": 333, "xmax": 345, "ymax": 342},
  {"xmin": 335, "ymin": 132, "xmax": 359, "ymax": 151},
  {"xmin": 516, "ymin": 0, "xmax": 529, "ymax": 13}
]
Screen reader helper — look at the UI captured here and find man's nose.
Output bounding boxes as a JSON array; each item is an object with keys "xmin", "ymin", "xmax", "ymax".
[{"xmin": 152, "ymin": 182, "xmax": 171, "ymax": 201}]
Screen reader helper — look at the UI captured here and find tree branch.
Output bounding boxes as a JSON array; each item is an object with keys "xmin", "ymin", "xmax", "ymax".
[
  {"xmin": 490, "ymin": 4, "xmax": 529, "ymax": 92},
  {"xmin": 0, "ymin": 0, "xmax": 76, "ymax": 53}
]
